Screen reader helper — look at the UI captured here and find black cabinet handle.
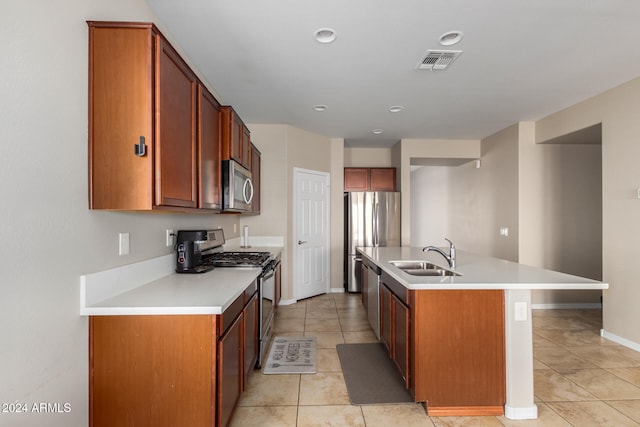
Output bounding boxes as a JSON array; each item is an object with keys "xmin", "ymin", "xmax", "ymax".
[{"xmin": 134, "ymin": 136, "xmax": 146, "ymax": 157}]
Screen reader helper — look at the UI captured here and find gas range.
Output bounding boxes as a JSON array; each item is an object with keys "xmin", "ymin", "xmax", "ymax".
[
  {"xmin": 205, "ymin": 251, "xmax": 274, "ymax": 269},
  {"xmin": 176, "ymin": 229, "xmax": 274, "ymax": 273}
]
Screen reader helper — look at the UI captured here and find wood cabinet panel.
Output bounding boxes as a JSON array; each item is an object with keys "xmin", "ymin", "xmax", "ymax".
[
  {"xmin": 89, "ymin": 315, "xmax": 215, "ymax": 427},
  {"xmin": 344, "ymin": 168, "xmax": 369, "ymax": 191},
  {"xmin": 221, "ymin": 107, "xmax": 251, "ymax": 168},
  {"xmin": 344, "ymin": 167, "xmax": 397, "ymax": 191},
  {"xmin": 88, "ymin": 24, "xmax": 154, "ymax": 210},
  {"xmin": 369, "ymin": 168, "xmax": 396, "ymax": 191},
  {"xmin": 392, "ymin": 294, "xmax": 410, "ymax": 387},
  {"xmin": 155, "ymin": 36, "xmax": 198, "ymax": 208},
  {"xmin": 198, "ymin": 85, "xmax": 222, "ymax": 210},
  {"xmin": 412, "ymin": 290, "xmax": 505, "ymax": 412},
  {"xmin": 249, "ymin": 143, "xmax": 261, "ymax": 214},
  {"xmin": 243, "ymin": 292, "xmax": 258, "ymax": 387},
  {"xmin": 218, "ymin": 313, "xmax": 243, "ymax": 427},
  {"xmin": 88, "ymin": 22, "xmax": 222, "ymax": 212}
]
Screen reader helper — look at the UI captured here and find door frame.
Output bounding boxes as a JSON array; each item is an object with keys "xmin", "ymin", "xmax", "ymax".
[{"xmin": 293, "ymin": 167, "xmax": 331, "ymax": 301}]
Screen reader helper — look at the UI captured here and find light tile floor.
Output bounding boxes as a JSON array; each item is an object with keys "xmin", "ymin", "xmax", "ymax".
[{"xmin": 232, "ymin": 293, "xmax": 640, "ymax": 426}]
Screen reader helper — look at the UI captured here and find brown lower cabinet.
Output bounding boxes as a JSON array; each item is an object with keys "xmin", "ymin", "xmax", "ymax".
[
  {"xmin": 380, "ymin": 271, "xmax": 505, "ymax": 416},
  {"xmin": 89, "ymin": 281, "xmax": 258, "ymax": 427}
]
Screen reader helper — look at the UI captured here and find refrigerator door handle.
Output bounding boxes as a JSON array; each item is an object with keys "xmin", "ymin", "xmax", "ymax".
[{"xmin": 373, "ymin": 198, "xmax": 378, "ymax": 246}]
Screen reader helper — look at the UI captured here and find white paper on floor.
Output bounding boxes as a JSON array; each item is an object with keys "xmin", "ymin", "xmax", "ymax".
[{"xmin": 263, "ymin": 336, "xmax": 316, "ymax": 374}]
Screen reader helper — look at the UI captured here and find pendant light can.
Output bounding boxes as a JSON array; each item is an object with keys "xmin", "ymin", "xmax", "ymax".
[
  {"xmin": 439, "ymin": 31, "xmax": 464, "ymax": 46},
  {"xmin": 314, "ymin": 28, "xmax": 337, "ymax": 43}
]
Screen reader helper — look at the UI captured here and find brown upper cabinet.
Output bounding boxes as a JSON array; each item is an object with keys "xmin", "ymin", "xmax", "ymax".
[
  {"xmin": 221, "ymin": 106, "xmax": 251, "ymax": 169},
  {"xmin": 344, "ymin": 167, "xmax": 396, "ymax": 192},
  {"xmin": 88, "ymin": 21, "xmax": 221, "ymax": 212},
  {"xmin": 249, "ymin": 143, "xmax": 261, "ymax": 214},
  {"xmin": 198, "ymin": 85, "xmax": 223, "ymax": 210}
]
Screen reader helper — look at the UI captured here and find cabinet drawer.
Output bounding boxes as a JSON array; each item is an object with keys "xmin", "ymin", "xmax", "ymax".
[
  {"xmin": 244, "ymin": 279, "xmax": 257, "ymax": 301},
  {"xmin": 219, "ymin": 294, "xmax": 244, "ymax": 335}
]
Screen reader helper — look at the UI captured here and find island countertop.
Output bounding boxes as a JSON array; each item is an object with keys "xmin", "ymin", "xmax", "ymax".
[{"xmin": 357, "ymin": 246, "xmax": 608, "ymax": 291}]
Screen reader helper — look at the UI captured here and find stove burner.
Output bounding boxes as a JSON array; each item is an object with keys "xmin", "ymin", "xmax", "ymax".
[{"xmin": 204, "ymin": 251, "xmax": 273, "ymax": 268}]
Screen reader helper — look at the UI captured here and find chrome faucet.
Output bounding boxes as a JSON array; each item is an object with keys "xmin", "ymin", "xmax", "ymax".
[{"xmin": 422, "ymin": 238, "xmax": 456, "ymax": 269}]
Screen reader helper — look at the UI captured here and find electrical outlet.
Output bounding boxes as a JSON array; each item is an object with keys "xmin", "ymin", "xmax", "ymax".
[
  {"xmin": 515, "ymin": 302, "xmax": 528, "ymax": 321},
  {"xmin": 119, "ymin": 232, "xmax": 130, "ymax": 256},
  {"xmin": 166, "ymin": 229, "xmax": 174, "ymax": 247}
]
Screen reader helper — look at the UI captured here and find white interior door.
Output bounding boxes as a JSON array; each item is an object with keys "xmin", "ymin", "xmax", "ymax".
[{"xmin": 294, "ymin": 168, "xmax": 330, "ymax": 300}]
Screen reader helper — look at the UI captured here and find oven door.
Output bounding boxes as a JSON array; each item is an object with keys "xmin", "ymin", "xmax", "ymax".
[
  {"xmin": 257, "ymin": 261, "xmax": 279, "ymax": 368},
  {"xmin": 222, "ymin": 160, "xmax": 253, "ymax": 212}
]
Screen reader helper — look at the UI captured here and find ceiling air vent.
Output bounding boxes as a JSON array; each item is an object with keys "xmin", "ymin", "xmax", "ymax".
[{"xmin": 418, "ymin": 50, "xmax": 462, "ymax": 70}]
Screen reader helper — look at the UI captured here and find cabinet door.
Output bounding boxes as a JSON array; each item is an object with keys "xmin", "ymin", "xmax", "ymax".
[
  {"xmin": 88, "ymin": 23, "xmax": 154, "ymax": 210},
  {"xmin": 250, "ymin": 144, "xmax": 261, "ymax": 214},
  {"xmin": 344, "ymin": 168, "xmax": 370, "ymax": 191},
  {"xmin": 197, "ymin": 85, "xmax": 222, "ymax": 210},
  {"xmin": 370, "ymin": 168, "xmax": 396, "ymax": 191},
  {"xmin": 218, "ymin": 313, "xmax": 243, "ymax": 427},
  {"xmin": 89, "ymin": 315, "xmax": 215, "ymax": 427},
  {"xmin": 221, "ymin": 107, "xmax": 243, "ymax": 165},
  {"xmin": 380, "ymin": 284, "xmax": 392, "ymax": 351},
  {"xmin": 392, "ymin": 294, "xmax": 410, "ymax": 387},
  {"xmin": 242, "ymin": 126, "xmax": 252, "ymax": 168},
  {"xmin": 243, "ymin": 292, "xmax": 258, "ymax": 387},
  {"xmin": 155, "ymin": 36, "xmax": 198, "ymax": 208}
]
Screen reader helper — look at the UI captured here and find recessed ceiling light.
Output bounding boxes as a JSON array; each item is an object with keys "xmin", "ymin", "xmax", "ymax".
[
  {"xmin": 312, "ymin": 104, "xmax": 328, "ymax": 112},
  {"xmin": 372, "ymin": 129, "xmax": 384, "ymax": 135},
  {"xmin": 314, "ymin": 28, "xmax": 337, "ymax": 43},
  {"xmin": 439, "ymin": 31, "xmax": 464, "ymax": 46},
  {"xmin": 389, "ymin": 106, "xmax": 404, "ymax": 113}
]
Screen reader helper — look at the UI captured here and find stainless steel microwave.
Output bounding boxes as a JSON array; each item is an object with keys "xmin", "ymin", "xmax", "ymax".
[{"xmin": 222, "ymin": 160, "xmax": 253, "ymax": 212}]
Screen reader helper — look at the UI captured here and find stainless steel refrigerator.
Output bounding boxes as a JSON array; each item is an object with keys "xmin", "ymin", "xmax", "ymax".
[{"xmin": 344, "ymin": 192, "xmax": 401, "ymax": 293}]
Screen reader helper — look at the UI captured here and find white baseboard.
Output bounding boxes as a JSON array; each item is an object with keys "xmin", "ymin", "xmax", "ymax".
[
  {"xmin": 601, "ymin": 329, "xmax": 640, "ymax": 352},
  {"xmin": 532, "ymin": 303, "xmax": 602, "ymax": 310},
  {"xmin": 504, "ymin": 404, "xmax": 538, "ymax": 420},
  {"xmin": 330, "ymin": 287, "xmax": 345, "ymax": 294},
  {"xmin": 278, "ymin": 298, "xmax": 298, "ymax": 306}
]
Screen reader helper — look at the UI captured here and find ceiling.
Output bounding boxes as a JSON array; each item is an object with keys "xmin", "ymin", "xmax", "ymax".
[{"xmin": 146, "ymin": 0, "xmax": 640, "ymax": 148}]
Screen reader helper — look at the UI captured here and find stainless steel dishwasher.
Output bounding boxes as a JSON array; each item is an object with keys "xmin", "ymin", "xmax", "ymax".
[{"xmin": 364, "ymin": 257, "xmax": 382, "ymax": 339}]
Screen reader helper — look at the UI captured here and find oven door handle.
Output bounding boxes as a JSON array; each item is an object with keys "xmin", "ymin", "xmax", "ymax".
[{"xmin": 261, "ymin": 259, "xmax": 280, "ymax": 281}]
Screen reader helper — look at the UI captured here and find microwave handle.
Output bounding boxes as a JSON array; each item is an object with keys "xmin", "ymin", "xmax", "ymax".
[{"xmin": 243, "ymin": 178, "xmax": 254, "ymax": 204}]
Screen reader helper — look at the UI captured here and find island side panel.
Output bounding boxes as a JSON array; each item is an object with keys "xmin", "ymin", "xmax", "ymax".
[
  {"xmin": 89, "ymin": 315, "xmax": 216, "ymax": 427},
  {"xmin": 412, "ymin": 290, "xmax": 506, "ymax": 415},
  {"xmin": 504, "ymin": 289, "xmax": 538, "ymax": 419}
]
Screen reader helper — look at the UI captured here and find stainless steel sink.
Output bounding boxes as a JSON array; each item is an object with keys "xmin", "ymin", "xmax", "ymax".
[{"xmin": 389, "ymin": 260, "xmax": 461, "ymax": 277}]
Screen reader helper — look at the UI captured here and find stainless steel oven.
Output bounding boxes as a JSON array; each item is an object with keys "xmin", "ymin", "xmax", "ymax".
[{"xmin": 257, "ymin": 258, "xmax": 279, "ymax": 368}]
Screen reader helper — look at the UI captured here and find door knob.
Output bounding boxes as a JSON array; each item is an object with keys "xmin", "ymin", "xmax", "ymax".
[{"xmin": 298, "ymin": 240, "xmax": 307, "ymax": 245}]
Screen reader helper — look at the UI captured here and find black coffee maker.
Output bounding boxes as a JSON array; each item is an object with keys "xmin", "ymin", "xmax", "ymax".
[{"xmin": 175, "ymin": 229, "xmax": 225, "ymax": 273}]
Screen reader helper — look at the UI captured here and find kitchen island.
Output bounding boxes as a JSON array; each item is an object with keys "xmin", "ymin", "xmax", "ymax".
[{"xmin": 358, "ymin": 246, "xmax": 608, "ymax": 420}]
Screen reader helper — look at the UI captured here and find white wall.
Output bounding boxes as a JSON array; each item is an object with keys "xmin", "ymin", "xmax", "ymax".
[
  {"xmin": 0, "ymin": 2, "xmax": 241, "ymax": 426},
  {"xmin": 243, "ymin": 124, "xmax": 343, "ymax": 300},
  {"xmin": 535, "ymin": 77, "xmax": 640, "ymax": 343},
  {"xmin": 407, "ymin": 127, "xmax": 519, "ymax": 261},
  {"xmin": 410, "ymin": 122, "xmax": 602, "ymax": 308},
  {"xmin": 343, "ymin": 147, "xmax": 392, "ymax": 167},
  {"xmin": 410, "ymin": 167, "xmax": 451, "ymax": 246}
]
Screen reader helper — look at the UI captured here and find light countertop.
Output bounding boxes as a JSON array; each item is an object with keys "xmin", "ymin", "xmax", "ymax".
[
  {"xmin": 357, "ymin": 246, "xmax": 608, "ymax": 291},
  {"xmin": 84, "ymin": 267, "xmax": 261, "ymax": 315},
  {"xmin": 80, "ymin": 243, "xmax": 283, "ymax": 316}
]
